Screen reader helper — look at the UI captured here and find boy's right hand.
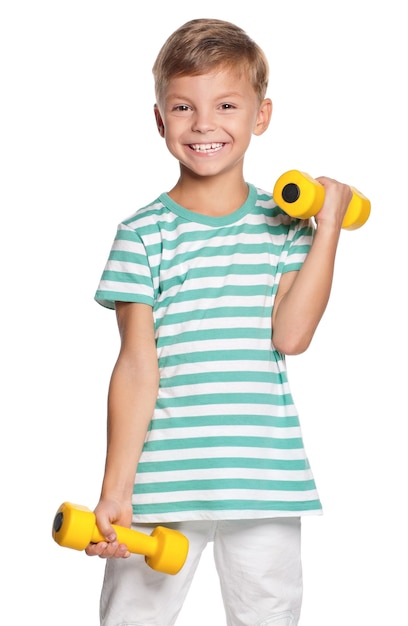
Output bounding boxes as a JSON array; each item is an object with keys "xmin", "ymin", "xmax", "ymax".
[{"xmin": 85, "ymin": 499, "xmax": 133, "ymax": 559}]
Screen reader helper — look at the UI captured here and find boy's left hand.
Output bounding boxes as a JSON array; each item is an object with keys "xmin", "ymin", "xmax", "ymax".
[{"xmin": 314, "ymin": 176, "xmax": 352, "ymax": 229}]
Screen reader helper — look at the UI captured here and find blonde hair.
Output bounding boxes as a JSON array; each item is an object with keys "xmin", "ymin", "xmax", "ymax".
[{"xmin": 153, "ymin": 18, "xmax": 269, "ymax": 105}]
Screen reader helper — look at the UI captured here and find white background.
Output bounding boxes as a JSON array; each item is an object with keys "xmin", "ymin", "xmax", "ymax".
[{"xmin": 1, "ymin": 1, "xmax": 406, "ymax": 624}]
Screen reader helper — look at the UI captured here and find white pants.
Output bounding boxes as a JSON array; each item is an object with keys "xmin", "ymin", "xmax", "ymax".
[{"xmin": 100, "ymin": 517, "xmax": 302, "ymax": 626}]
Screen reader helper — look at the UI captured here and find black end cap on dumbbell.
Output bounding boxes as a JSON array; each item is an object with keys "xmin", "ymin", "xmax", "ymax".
[
  {"xmin": 282, "ymin": 183, "xmax": 300, "ymax": 204},
  {"xmin": 53, "ymin": 511, "xmax": 64, "ymax": 533}
]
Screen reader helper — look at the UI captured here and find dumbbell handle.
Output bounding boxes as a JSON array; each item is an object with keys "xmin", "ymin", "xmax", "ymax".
[
  {"xmin": 273, "ymin": 169, "xmax": 370, "ymax": 230},
  {"xmin": 89, "ymin": 523, "xmax": 156, "ymax": 555}
]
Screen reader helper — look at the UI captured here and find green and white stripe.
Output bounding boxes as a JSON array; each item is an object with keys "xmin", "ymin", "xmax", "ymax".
[{"xmin": 95, "ymin": 184, "xmax": 322, "ymax": 522}]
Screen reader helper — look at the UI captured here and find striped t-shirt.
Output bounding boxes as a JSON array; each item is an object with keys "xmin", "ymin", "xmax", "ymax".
[{"xmin": 95, "ymin": 183, "xmax": 322, "ymax": 522}]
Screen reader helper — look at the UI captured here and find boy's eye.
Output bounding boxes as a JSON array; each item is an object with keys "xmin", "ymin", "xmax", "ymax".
[
  {"xmin": 173, "ymin": 104, "xmax": 190, "ymax": 111},
  {"xmin": 220, "ymin": 103, "xmax": 235, "ymax": 110}
]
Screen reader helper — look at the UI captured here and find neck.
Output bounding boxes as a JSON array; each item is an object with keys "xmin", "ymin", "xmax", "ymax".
[{"xmin": 168, "ymin": 169, "xmax": 248, "ymax": 217}]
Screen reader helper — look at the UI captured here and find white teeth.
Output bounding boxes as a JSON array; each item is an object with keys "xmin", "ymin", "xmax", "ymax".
[{"xmin": 190, "ymin": 143, "xmax": 223, "ymax": 152}]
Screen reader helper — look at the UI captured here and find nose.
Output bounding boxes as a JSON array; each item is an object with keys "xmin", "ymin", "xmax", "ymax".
[{"xmin": 191, "ymin": 108, "xmax": 216, "ymax": 133}]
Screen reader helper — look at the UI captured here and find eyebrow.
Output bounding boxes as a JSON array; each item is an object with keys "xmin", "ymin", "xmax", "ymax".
[{"xmin": 166, "ymin": 91, "xmax": 245, "ymax": 101}]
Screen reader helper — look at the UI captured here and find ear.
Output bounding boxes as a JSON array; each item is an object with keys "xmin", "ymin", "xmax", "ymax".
[
  {"xmin": 253, "ymin": 98, "xmax": 273, "ymax": 136},
  {"xmin": 154, "ymin": 104, "xmax": 165, "ymax": 137}
]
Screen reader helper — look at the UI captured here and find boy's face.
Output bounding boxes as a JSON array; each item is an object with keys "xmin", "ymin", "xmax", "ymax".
[{"xmin": 154, "ymin": 67, "xmax": 271, "ymax": 179}]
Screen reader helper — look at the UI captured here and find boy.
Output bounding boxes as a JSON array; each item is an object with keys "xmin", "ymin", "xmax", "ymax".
[{"xmin": 88, "ymin": 18, "xmax": 352, "ymax": 626}]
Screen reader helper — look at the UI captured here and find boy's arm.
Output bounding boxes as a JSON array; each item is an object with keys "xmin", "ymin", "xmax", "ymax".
[
  {"xmin": 86, "ymin": 301, "xmax": 159, "ymax": 558},
  {"xmin": 272, "ymin": 177, "xmax": 352, "ymax": 355}
]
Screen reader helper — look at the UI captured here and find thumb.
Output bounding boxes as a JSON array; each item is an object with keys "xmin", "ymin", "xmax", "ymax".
[{"xmin": 95, "ymin": 512, "xmax": 117, "ymax": 543}]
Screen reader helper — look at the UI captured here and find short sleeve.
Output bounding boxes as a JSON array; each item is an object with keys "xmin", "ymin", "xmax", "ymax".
[
  {"xmin": 94, "ymin": 222, "xmax": 155, "ymax": 310},
  {"xmin": 282, "ymin": 218, "xmax": 315, "ymax": 274}
]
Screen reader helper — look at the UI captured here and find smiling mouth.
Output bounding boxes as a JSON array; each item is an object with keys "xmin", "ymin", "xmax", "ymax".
[{"xmin": 189, "ymin": 142, "xmax": 225, "ymax": 153}]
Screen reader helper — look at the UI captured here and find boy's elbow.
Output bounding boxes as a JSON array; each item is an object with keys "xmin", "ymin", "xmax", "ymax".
[{"xmin": 272, "ymin": 331, "xmax": 313, "ymax": 355}]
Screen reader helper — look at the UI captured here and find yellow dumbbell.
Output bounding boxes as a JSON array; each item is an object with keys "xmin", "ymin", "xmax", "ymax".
[
  {"xmin": 52, "ymin": 502, "xmax": 189, "ymax": 575},
  {"xmin": 273, "ymin": 169, "xmax": 371, "ymax": 230}
]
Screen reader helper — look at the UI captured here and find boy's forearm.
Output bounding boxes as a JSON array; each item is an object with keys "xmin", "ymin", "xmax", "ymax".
[
  {"xmin": 100, "ymin": 359, "xmax": 159, "ymax": 502},
  {"xmin": 273, "ymin": 222, "xmax": 341, "ymax": 354}
]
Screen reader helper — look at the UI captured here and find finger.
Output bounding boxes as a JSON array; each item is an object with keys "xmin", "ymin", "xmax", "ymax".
[
  {"xmin": 85, "ymin": 541, "xmax": 109, "ymax": 557},
  {"xmin": 85, "ymin": 540, "xmax": 130, "ymax": 559}
]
